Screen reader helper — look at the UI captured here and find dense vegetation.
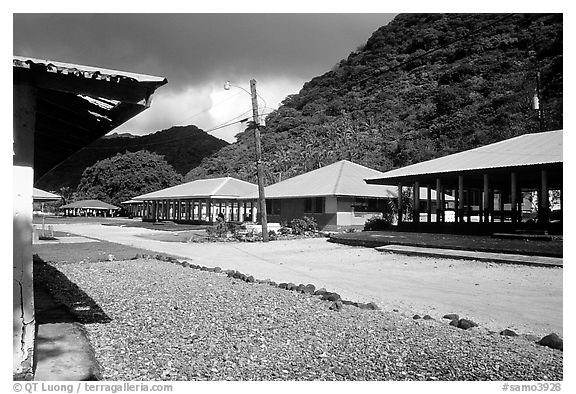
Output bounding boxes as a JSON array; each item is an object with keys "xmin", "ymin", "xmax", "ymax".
[
  {"xmin": 186, "ymin": 13, "xmax": 562, "ymax": 185},
  {"xmin": 75, "ymin": 150, "xmax": 182, "ymax": 206},
  {"xmin": 35, "ymin": 125, "xmax": 228, "ymax": 191}
]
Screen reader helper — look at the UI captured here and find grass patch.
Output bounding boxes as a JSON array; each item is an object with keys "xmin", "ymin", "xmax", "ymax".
[{"xmin": 33, "ymin": 240, "xmax": 169, "ymax": 264}]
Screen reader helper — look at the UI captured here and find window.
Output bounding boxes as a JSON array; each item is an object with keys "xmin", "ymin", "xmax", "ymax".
[
  {"xmin": 304, "ymin": 198, "xmax": 313, "ymax": 213},
  {"xmin": 314, "ymin": 197, "xmax": 324, "ymax": 213},
  {"xmin": 266, "ymin": 199, "xmax": 281, "ymax": 215}
]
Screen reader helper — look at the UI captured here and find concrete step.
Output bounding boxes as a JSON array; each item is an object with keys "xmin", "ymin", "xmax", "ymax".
[{"xmin": 375, "ymin": 244, "xmax": 562, "ymax": 268}]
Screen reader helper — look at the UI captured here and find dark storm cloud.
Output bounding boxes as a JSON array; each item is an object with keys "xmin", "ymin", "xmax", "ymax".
[{"xmin": 13, "ymin": 13, "xmax": 394, "ymax": 88}]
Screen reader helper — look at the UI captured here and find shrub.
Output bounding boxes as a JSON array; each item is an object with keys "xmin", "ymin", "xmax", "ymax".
[
  {"xmin": 289, "ymin": 216, "xmax": 318, "ymax": 235},
  {"xmin": 364, "ymin": 215, "xmax": 392, "ymax": 231}
]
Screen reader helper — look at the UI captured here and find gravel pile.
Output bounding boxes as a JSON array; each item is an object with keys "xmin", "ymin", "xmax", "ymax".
[{"xmin": 41, "ymin": 258, "xmax": 562, "ymax": 381}]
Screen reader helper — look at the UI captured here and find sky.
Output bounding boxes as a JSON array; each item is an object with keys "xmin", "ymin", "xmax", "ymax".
[{"xmin": 13, "ymin": 13, "xmax": 396, "ymax": 142}]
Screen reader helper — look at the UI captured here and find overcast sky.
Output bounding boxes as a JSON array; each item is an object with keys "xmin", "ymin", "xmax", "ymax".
[{"xmin": 13, "ymin": 13, "xmax": 396, "ymax": 142}]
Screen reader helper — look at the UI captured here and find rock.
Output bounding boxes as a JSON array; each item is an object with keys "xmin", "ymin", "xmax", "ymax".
[
  {"xmin": 313, "ymin": 288, "xmax": 327, "ymax": 296},
  {"xmin": 341, "ymin": 300, "xmax": 358, "ymax": 307},
  {"xmin": 413, "ymin": 314, "xmax": 421, "ymax": 320},
  {"xmin": 359, "ymin": 302, "xmax": 379, "ymax": 310},
  {"xmin": 213, "ymin": 267, "xmax": 222, "ymax": 273},
  {"xmin": 278, "ymin": 283, "xmax": 288, "ymax": 289},
  {"xmin": 449, "ymin": 319, "xmax": 459, "ymax": 327},
  {"xmin": 329, "ymin": 301, "xmax": 343, "ymax": 312},
  {"xmin": 457, "ymin": 319, "xmax": 478, "ymax": 330},
  {"xmin": 296, "ymin": 284, "xmax": 306, "ymax": 293},
  {"xmin": 107, "ymin": 254, "xmax": 115, "ymax": 261},
  {"xmin": 286, "ymin": 283, "xmax": 297, "ymax": 291},
  {"xmin": 246, "ymin": 275, "xmax": 255, "ymax": 283},
  {"xmin": 181, "ymin": 261, "xmax": 190, "ymax": 267},
  {"xmin": 321, "ymin": 292, "xmax": 341, "ymax": 302},
  {"xmin": 443, "ymin": 313, "xmax": 459, "ymax": 321},
  {"xmin": 423, "ymin": 315, "xmax": 434, "ymax": 320},
  {"xmin": 269, "ymin": 281, "xmax": 277, "ymax": 287},
  {"xmin": 303, "ymin": 284, "xmax": 316, "ymax": 294},
  {"xmin": 500, "ymin": 329, "xmax": 518, "ymax": 337},
  {"xmin": 537, "ymin": 333, "xmax": 563, "ymax": 351}
]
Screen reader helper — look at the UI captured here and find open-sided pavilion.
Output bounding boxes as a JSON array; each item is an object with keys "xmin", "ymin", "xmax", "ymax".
[
  {"xmin": 366, "ymin": 130, "xmax": 563, "ymax": 234},
  {"xmin": 133, "ymin": 177, "xmax": 258, "ymax": 223}
]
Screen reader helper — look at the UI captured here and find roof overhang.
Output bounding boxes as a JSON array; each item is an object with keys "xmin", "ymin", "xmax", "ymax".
[{"xmin": 14, "ymin": 56, "xmax": 168, "ymax": 181}]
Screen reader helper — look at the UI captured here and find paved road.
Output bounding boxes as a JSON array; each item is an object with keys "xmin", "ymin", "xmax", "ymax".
[{"xmin": 51, "ymin": 222, "xmax": 563, "ymax": 337}]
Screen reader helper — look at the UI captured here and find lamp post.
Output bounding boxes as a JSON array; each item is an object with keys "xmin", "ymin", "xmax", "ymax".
[{"xmin": 224, "ymin": 79, "xmax": 269, "ymax": 241}]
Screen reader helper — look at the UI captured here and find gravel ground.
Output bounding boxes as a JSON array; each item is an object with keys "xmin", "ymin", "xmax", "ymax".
[{"xmin": 38, "ymin": 258, "xmax": 563, "ymax": 381}]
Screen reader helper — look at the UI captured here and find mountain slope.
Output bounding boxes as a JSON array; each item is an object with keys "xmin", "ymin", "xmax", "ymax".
[
  {"xmin": 35, "ymin": 125, "xmax": 229, "ymax": 191},
  {"xmin": 186, "ymin": 13, "xmax": 562, "ymax": 185}
]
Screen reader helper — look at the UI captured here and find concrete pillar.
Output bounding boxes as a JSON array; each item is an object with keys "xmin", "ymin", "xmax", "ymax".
[
  {"xmin": 251, "ymin": 202, "xmax": 257, "ymax": 222},
  {"xmin": 539, "ymin": 169, "xmax": 549, "ymax": 223},
  {"xmin": 483, "ymin": 174, "xmax": 490, "ymax": 223},
  {"xmin": 458, "ymin": 175, "xmax": 464, "ymax": 223},
  {"xmin": 397, "ymin": 182, "xmax": 403, "ymax": 224},
  {"xmin": 13, "ymin": 81, "xmax": 36, "ymax": 379},
  {"xmin": 436, "ymin": 178, "xmax": 442, "ymax": 223},
  {"xmin": 413, "ymin": 181, "xmax": 420, "ymax": 223},
  {"xmin": 426, "ymin": 186, "xmax": 432, "ymax": 223},
  {"xmin": 510, "ymin": 173, "xmax": 519, "ymax": 222}
]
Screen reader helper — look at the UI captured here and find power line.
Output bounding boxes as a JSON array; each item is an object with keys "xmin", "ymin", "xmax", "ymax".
[{"xmin": 336, "ymin": 13, "xmax": 516, "ymax": 93}]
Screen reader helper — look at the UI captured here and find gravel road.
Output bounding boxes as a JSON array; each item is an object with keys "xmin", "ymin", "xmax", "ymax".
[{"xmin": 40, "ymin": 258, "xmax": 562, "ymax": 381}]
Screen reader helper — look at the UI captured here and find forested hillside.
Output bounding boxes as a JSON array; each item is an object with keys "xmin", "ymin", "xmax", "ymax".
[
  {"xmin": 186, "ymin": 13, "xmax": 562, "ymax": 185},
  {"xmin": 35, "ymin": 125, "xmax": 228, "ymax": 191}
]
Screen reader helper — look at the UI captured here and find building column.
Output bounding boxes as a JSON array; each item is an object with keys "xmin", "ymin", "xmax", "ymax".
[
  {"xmin": 539, "ymin": 169, "xmax": 549, "ymax": 223},
  {"xmin": 510, "ymin": 171, "xmax": 518, "ymax": 223},
  {"xmin": 207, "ymin": 199, "xmax": 212, "ymax": 222},
  {"xmin": 397, "ymin": 182, "xmax": 403, "ymax": 225},
  {"xmin": 13, "ymin": 80, "xmax": 36, "ymax": 379},
  {"xmin": 483, "ymin": 174, "xmax": 490, "ymax": 223},
  {"xmin": 435, "ymin": 178, "xmax": 442, "ymax": 223},
  {"xmin": 251, "ymin": 202, "xmax": 257, "ymax": 222},
  {"xmin": 412, "ymin": 181, "xmax": 420, "ymax": 223},
  {"xmin": 426, "ymin": 186, "xmax": 432, "ymax": 223},
  {"xmin": 458, "ymin": 175, "xmax": 464, "ymax": 224}
]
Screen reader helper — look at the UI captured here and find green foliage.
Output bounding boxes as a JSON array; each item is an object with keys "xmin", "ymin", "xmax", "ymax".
[
  {"xmin": 36, "ymin": 125, "xmax": 228, "ymax": 192},
  {"xmin": 364, "ymin": 216, "xmax": 392, "ymax": 231},
  {"xmin": 186, "ymin": 13, "xmax": 562, "ymax": 185},
  {"xmin": 75, "ymin": 150, "xmax": 182, "ymax": 206},
  {"xmin": 289, "ymin": 216, "xmax": 318, "ymax": 235}
]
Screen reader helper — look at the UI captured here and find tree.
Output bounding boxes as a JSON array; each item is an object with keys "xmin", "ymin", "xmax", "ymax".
[{"xmin": 76, "ymin": 150, "xmax": 182, "ymax": 206}]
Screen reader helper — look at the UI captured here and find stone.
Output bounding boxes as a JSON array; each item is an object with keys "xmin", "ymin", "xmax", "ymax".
[
  {"xmin": 313, "ymin": 288, "xmax": 327, "ymax": 296},
  {"xmin": 341, "ymin": 300, "xmax": 357, "ymax": 306},
  {"xmin": 413, "ymin": 314, "xmax": 421, "ymax": 320},
  {"xmin": 303, "ymin": 284, "xmax": 316, "ymax": 295},
  {"xmin": 246, "ymin": 276, "xmax": 255, "ymax": 283},
  {"xmin": 329, "ymin": 301, "xmax": 343, "ymax": 312},
  {"xmin": 443, "ymin": 313, "xmax": 459, "ymax": 321},
  {"xmin": 181, "ymin": 261, "xmax": 190, "ymax": 268},
  {"xmin": 278, "ymin": 283, "xmax": 288, "ymax": 289},
  {"xmin": 321, "ymin": 292, "xmax": 341, "ymax": 302},
  {"xmin": 358, "ymin": 302, "xmax": 379, "ymax": 310},
  {"xmin": 296, "ymin": 284, "xmax": 306, "ymax": 293},
  {"xmin": 213, "ymin": 267, "xmax": 222, "ymax": 273},
  {"xmin": 286, "ymin": 283, "xmax": 297, "ymax": 291},
  {"xmin": 269, "ymin": 281, "xmax": 277, "ymax": 287},
  {"xmin": 449, "ymin": 319, "xmax": 459, "ymax": 327},
  {"xmin": 457, "ymin": 319, "xmax": 478, "ymax": 330},
  {"xmin": 423, "ymin": 315, "xmax": 434, "ymax": 320},
  {"xmin": 500, "ymin": 329, "xmax": 518, "ymax": 337},
  {"xmin": 537, "ymin": 333, "xmax": 563, "ymax": 351}
]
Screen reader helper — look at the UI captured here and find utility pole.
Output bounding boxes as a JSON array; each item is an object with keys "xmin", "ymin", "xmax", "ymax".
[
  {"xmin": 533, "ymin": 71, "xmax": 543, "ymax": 132},
  {"xmin": 250, "ymin": 79, "xmax": 269, "ymax": 241}
]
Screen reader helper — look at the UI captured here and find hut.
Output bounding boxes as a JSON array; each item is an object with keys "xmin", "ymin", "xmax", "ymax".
[
  {"xmin": 59, "ymin": 199, "xmax": 120, "ymax": 217},
  {"xmin": 366, "ymin": 130, "xmax": 563, "ymax": 234},
  {"xmin": 133, "ymin": 177, "xmax": 258, "ymax": 223}
]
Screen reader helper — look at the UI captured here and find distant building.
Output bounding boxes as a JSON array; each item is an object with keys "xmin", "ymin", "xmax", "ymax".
[
  {"xmin": 366, "ymin": 130, "xmax": 563, "ymax": 234},
  {"xmin": 133, "ymin": 177, "xmax": 258, "ymax": 223},
  {"xmin": 241, "ymin": 160, "xmax": 451, "ymax": 230},
  {"xmin": 60, "ymin": 199, "xmax": 120, "ymax": 217}
]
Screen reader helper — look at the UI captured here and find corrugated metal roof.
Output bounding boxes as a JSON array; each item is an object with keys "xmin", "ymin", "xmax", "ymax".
[
  {"xmin": 13, "ymin": 56, "xmax": 167, "ymax": 84},
  {"xmin": 134, "ymin": 177, "xmax": 258, "ymax": 200},
  {"xmin": 367, "ymin": 130, "xmax": 563, "ymax": 182},
  {"xmin": 60, "ymin": 200, "xmax": 119, "ymax": 210},
  {"xmin": 32, "ymin": 187, "xmax": 62, "ymax": 201},
  {"xmin": 243, "ymin": 160, "xmax": 398, "ymax": 199}
]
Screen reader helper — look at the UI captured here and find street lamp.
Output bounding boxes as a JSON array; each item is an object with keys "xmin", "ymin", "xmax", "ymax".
[{"xmin": 224, "ymin": 79, "xmax": 269, "ymax": 241}]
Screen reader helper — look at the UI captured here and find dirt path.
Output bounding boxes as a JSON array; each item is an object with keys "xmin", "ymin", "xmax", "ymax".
[{"xmin": 51, "ymin": 222, "xmax": 563, "ymax": 337}]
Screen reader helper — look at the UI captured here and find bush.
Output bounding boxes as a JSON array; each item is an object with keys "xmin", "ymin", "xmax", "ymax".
[
  {"xmin": 289, "ymin": 216, "xmax": 318, "ymax": 235},
  {"xmin": 364, "ymin": 216, "xmax": 392, "ymax": 231}
]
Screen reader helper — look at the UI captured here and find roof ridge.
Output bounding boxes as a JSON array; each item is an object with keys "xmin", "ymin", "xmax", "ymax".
[{"xmin": 332, "ymin": 160, "xmax": 346, "ymax": 195}]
